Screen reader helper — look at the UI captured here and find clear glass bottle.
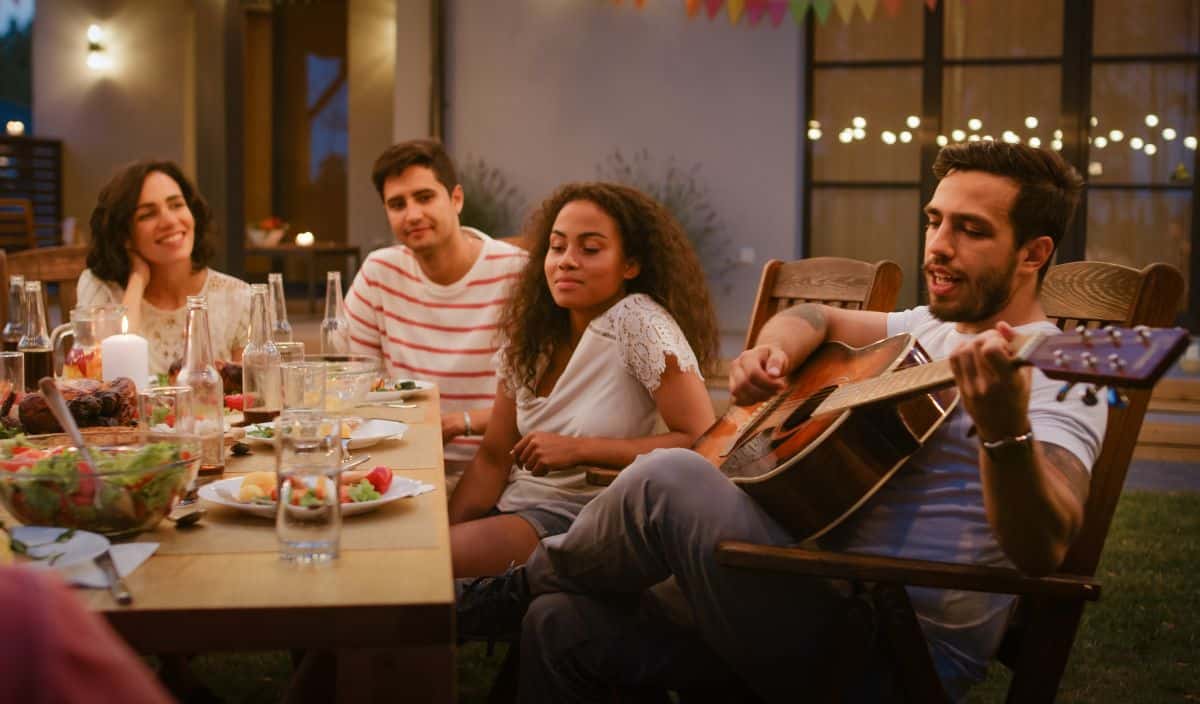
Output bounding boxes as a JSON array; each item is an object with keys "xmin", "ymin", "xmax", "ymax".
[
  {"xmin": 176, "ymin": 295, "xmax": 225, "ymax": 477},
  {"xmin": 267, "ymin": 272, "xmax": 293, "ymax": 342},
  {"xmin": 242, "ymin": 284, "xmax": 282, "ymax": 423},
  {"xmin": 2, "ymin": 275, "xmax": 26, "ymax": 352},
  {"xmin": 320, "ymin": 271, "xmax": 350, "ymax": 354},
  {"xmin": 17, "ymin": 281, "xmax": 51, "ymax": 392}
]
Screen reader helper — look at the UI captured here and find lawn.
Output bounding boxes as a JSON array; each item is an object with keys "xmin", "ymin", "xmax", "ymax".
[{"xmin": 185, "ymin": 491, "xmax": 1198, "ymax": 703}]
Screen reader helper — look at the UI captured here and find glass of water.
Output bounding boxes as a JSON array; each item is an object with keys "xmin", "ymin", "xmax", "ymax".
[
  {"xmin": 281, "ymin": 361, "xmax": 327, "ymax": 411},
  {"xmin": 275, "ymin": 409, "xmax": 342, "ymax": 563},
  {"xmin": 275, "ymin": 341, "xmax": 306, "ymax": 364},
  {"xmin": 0, "ymin": 352, "xmax": 23, "ymax": 407}
]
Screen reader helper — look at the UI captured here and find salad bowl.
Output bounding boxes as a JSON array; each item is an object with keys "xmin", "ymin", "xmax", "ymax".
[
  {"xmin": 306, "ymin": 354, "xmax": 384, "ymax": 414},
  {"xmin": 0, "ymin": 429, "xmax": 201, "ymax": 538}
]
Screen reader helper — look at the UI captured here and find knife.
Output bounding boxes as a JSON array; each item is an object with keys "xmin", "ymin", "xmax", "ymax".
[{"xmin": 94, "ymin": 550, "xmax": 133, "ymax": 605}]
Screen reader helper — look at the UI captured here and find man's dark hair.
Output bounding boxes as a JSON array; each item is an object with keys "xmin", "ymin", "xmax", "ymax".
[
  {"xmin": 932, "ymin": 141, "xmax": 1084, "ymax": 280},
  {"xmin": 371, "ymin": 138, "xmax": 458, "ymax": 198},
  {"xmin": 87, "ymin": 160, "xmax": 214, "ymax": 286}
]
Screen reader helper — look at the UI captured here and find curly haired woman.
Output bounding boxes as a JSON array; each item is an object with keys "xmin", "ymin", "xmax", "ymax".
[
  {"xmin": 448, "ymin": 182, "xmax": 719, "ymax": 577},
  {"xmin": 77, "ymin": 160, "xmax": 251, "ymax": 375}
]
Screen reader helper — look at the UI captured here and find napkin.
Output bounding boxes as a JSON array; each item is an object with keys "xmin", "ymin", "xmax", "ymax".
[{"xmin": 60, "ymin": 543, "xmax": 159, "ymax": 589}]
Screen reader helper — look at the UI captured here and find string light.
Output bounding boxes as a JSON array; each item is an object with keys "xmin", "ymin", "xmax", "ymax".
[
  {"xmin": 1109, "ymin": 130, "xmax": 1124, "ymax": 142},
  {"xmin": 967, "ymin": 118, "xmax": 982, "ymax": 131},
  {"xmin": 1129, "ymin": 137, "xmax": 1144, "ymax": 150},
  {"xmin": 838, "ymin": 129, "xmax": 854, "ymax": 144},
  {"xmin": 936, "ymin": 135, "xmax": 949, "ymax": 147},
  {"xmin": 808, "ymin": 119, "xmax": 821, "ymax": 129},
  {"xmin": 1162, "ymin": 128, "xmax": 1177, "ymax": 141},
  {"xmin": 1002, "ymin": 131, "xmax": 1020, "ymax": 144},
  {"xmin": 1089, "ymin": 116, "xmax": 1098, "ymax": 127},
  {"xmin": 881, "ymin": 130, "xmax": 897, "ymax": 145},
  {"xmin": 1054, "ymin": 129, "xmax": 1064, "ymax": 139},
  {"xmin": 906, "ymin": 115, "xmax": 921, "ymax": 129},
  {"xmin": 1093, "ymin": 136, "xmax": 1108, "ymax": 149},
  {"xmin": 1186, "ymin": 136, "xmax": 1198, "ymax": 150},
  {"xmin": 851, "ymin": 116, "xmax": 866, "ymax": 128},
  {"xmin": 1145, "ymin": 114, "xmax": 1159, "ymax": 127},
  {"xmin": 968, "ymin": 134, "xmax": 981, "ymax": 142},
  {"xmin": 1024, "ymin": 116, "xmax": 1039, "ymax": 129},
  {"xmin": 951, "ymin": 129, "xmax": 966, "ymax": 142},
  {"xmin": 1028, "ymin": 137, "xmax": 1042, "ymax": 148},
  {"xmin": 1051, "ymin": 139, "xmax": 1063, "ymax": 151},
  {"xmin": 852, "ymin": 127, "xmax": 866, "ymax": 140},
  {"xmin": 807, "ymin": 127, "xmax": 823, "ymax": 140},
  {"xmin": 1144, "ymin": 143, "xmax": 1157, "ymax": 155},
  {"xmin": 899, "ymin": 130, "xmax": 913, "ymax": 143}
]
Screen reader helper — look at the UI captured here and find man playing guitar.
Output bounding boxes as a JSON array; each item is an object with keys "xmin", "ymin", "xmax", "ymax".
[{"xmin": 458, "ymin": 141, "xmax": 1107, "ymax": 702}]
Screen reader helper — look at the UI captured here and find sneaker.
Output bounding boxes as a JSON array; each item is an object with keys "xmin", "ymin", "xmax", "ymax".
[{"xmin": 456, "ymin": 564, "xmax": 532, "ymax": 645}]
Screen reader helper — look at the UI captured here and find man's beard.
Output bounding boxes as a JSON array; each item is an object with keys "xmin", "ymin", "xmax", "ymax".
[{"xmin": 927, "ymin": 253, "xmax": 1017, "ymax": 324}]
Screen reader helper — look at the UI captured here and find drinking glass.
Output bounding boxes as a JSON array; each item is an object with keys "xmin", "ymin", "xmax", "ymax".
[
  {"xmin": 137, "ymin": 386, "xmax": 201, "ymax": 499},
  {"xmin": 0, "ymin": 352, "xmax": 23, "ymax": 406},
  {"xmin": 275, "ymin": 410, "xmax": 342, "ymax": 563},
  {"xmin": 281, "ymin": 362, "xmax": 327, "ymax": 411},
  {"xmin": 275, "ymin": 341, "xmax": 306, "ymax": 364}
]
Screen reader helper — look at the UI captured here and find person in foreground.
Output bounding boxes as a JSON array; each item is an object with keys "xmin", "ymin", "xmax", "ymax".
[
  {"xmin": 78, "ymin": 160, "xmax": 251, "ymax": 376},
  {"xmin": 448, "ymin": 182, "xmax": 719, "ymax": 578},
  {"xmin": 456, "ymin": 141, "xmax": 1107, "ymax": 702},
  {"xmin": 344, "ymin": 139, "xmax": 528, "ymax": 492}
]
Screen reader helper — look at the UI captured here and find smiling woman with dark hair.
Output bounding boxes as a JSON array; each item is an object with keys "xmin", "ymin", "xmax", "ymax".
[{"xmin": 77, "ymin": 160, "xmax": 251, "ymax": 375}]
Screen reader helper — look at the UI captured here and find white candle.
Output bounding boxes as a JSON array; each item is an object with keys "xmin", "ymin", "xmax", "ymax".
[{"xmin": 101, "ymin": 333, "xmax": 150, "ymax": 391}]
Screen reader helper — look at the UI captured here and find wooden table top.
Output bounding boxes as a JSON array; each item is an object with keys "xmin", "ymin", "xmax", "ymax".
[{"xmin": 73, "ymin": 392, "xmax": 453, "ymax": 654}]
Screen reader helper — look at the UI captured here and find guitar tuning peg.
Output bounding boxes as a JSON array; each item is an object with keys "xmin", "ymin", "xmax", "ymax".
[
  {"xmin": 1106, "ymin": 327, "xmax": 1122, "ymax": 346},
  {"xmin": 1135, "ymin": 325, "xmax": 1152, "ymax": 344},
  {"xmin": 1106, "ymin": 387, "xmax": 1129, "ymax": 409},
  {"xmin": 1076, "ymin": 325, "xmax": 1093, "ymax": 345},
  {"xmin": 1082, "ymin": 385, "xmax": 1100, "ymax": 407},
  {"xmin": 1056, "ymin": 381, "xmax": 1076, "ymax": 402}
]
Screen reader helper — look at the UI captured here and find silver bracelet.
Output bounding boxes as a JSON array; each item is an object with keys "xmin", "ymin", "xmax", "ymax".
[
  {"xmin": 462, "ymin": 410, "xmax": 473, "ymax": 437},
  {"xmin": 981, "ymin": 429, "xmax": 1035, "ymax": 454}
]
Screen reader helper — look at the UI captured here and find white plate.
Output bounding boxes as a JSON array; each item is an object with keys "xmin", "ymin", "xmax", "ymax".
[
  {"xmin": 10, "ymin": 526, "xmax": 111, "ymax": 570},
  {"xmin": 367, "ymin": 379, "xmax": 435, "ymax": 401},
  {"xmin": 242, "ymin": 419, "xmax": 408, "ymax": 450},
  {"xmin": 197, "ymin": 474, "xmax": 435, "ymax": 518}
]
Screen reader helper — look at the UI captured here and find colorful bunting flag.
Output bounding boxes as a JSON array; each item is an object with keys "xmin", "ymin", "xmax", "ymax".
[
  {"xmin": 834, "ymin": 0, "xmax": 856, "ymax": 22},
  {"xmin": 858, "ymin": 0, "xmax": 878, "ymax": 19},
  {"xmin": 812, "ymin": 0, "xmax": 833, "ymax": 23},
  {"xmin": 728, "ymin": 0, "xmax": 746, "ymax": 24},
  {"xmin": 706, "ymin": 0, "xmax": 724, "ymax": 19},
  {"xmin": 747, "ymin": 0, "xmax": 769, "ymax": 25},
  {"xmin": 685, "ymin": 0, "xmax": 703, "ymax": 17},
  {"xmin": 925, "ymin": 0, "xmax": 938, "ymax": 10},
  {"xmin": 882, "ymin": 0, "xmax": 903, "ymax": 15},
  {"xmin": 788, "ymin": 0, "xmax": 811, "ymax": 25},
  {"xmin": 767, "ymin": 0, "xmax": 790, "ymax": 26}
]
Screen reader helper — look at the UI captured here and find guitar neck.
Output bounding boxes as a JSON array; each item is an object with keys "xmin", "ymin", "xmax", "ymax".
[{"xmin": 812, "ymin": 358, "xmax": 957, "ymax": 417}]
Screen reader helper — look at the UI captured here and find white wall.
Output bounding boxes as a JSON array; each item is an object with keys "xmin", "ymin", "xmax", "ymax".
[
  {"xmin": 32, "ymin": 0, "xmax": 194, "ymax": 232},
  {"xmin": 393, "ymin": 0, "xmax": 433, "ymax": 142},
  {"xmin": 347, "ymin": 0, "xmax": 398, "ymax": 250},
  {"xmin": 444, "ymin": 1, "xmax": 802, "ymax": 352}
]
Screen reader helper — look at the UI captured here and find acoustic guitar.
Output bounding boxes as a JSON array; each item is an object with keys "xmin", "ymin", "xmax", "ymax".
[{"xmin": 692, "ymin": 325, "xmax": 1190, "ymax": 541}]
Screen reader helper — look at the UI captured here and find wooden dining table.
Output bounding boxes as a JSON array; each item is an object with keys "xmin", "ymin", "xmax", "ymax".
[{"xmin": 77, "ymin": 392, "xmax": 455, "ymax": 702}]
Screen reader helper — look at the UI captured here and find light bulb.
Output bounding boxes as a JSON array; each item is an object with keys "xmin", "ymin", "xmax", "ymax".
[
  {"xmin": 1109, "ymin": 130, "xmax": 1124, "ymax": 142},
  {"xmin": 951, "ymin": 129, "xmax": 966, "ymax": 142},
  {"xmin": 1024, "ymin": 116, "xmax": 1038, "ymax": 129},
  {"xmin": 807, "ymin": 128, "xmax": 823, "ymax": 141},
  {"xmin": 1129, "ymin": 137, "xmax": 1144, "ymax": 150},
  {"xmin": 1162, "ymin": 128, "xmax": 1177, "ymax": 141},
  {"xmin": 906, "ymin": 115, "xmax": 920, "ymax": 129},
  {"xmin": 851, "ymin": 116, "xmax": 866, "ymax": 128},
  {"xmin": 1093, "ymin": 136, "xmax": 1108, "ymax": 149},
  {"xmin": 899, "ymin": 131, "xmax": 913, "ymax": 143},
  {"xmin": 881, "ymin": 130, "xmax": 897, "ymax": 145},
  {"xmin": 1145, "ymin": 114, "xmax": 1159, "ymax": 127},
  {"xmin": 967, "ymin": 118, "xmax": 982, "ymax": 131}
]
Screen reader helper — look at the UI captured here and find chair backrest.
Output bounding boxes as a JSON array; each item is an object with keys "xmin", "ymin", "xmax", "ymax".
[
  {"xmin": 1038, "ymin": 261, "xmax": 1185, "ymax": 576},
  {"xmin": 4, "ymin": 245, "xmax": 90, "ymax": 319},
  {"xmin": 0, "ymin": 198, "xmax": 38, "ymax": 251},
  {"xmin": 743, "ymin": 257, "xmax": 903, "ymax": 349}
]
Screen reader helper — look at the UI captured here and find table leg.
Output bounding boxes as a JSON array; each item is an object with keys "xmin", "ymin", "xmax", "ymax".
[{"xmin": 334, "ymin": 646, "xmax": 454, "ymax": 703}]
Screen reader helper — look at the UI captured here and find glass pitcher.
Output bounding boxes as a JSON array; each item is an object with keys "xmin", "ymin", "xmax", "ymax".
[{"xmin": 51, "ymin": 304, "xmax": 127, "ymax": 379}]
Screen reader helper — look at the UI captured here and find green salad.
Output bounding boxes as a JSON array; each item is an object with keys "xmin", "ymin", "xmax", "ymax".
[{"xmin": 0, "ymin": 435, "xmax": 189, "ymax": 536}]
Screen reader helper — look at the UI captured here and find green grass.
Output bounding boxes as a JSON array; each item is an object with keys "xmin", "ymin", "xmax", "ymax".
[{"xmin": 182, "ymin": 491, "xmax": 1198, "ymax": 703}]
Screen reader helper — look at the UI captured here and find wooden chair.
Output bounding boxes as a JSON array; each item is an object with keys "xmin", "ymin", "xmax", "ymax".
[
  {"xmin": 586, "ymin": 257, "xmax": 903, "ymax": 488},
  {"xmin": 4, "ymin": 245, "xmax": 89, "ymax": 318},
  {"xmin": 714, "ymin": 261, "xmax": 1186, "ymax": 703},
  {"xmin": 0, "ymin": 198, "xmax": 38, "ymax": 252}
]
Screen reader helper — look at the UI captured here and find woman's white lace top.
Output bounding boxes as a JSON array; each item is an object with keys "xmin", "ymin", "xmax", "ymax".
[
  {"xmin": 495, "ymin": 293, "xmax": 702, "ymax": 514},
  {"xmin": 76, "ymin": 268, "xmax": 252, "ymax": 376}
]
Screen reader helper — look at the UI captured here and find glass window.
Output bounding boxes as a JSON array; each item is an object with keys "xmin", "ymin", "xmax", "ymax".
[
  {"xmin": 942, "ymin": 66, "xmax": 1061, "ymax": 150},
  {"xmin": 1089, "ymin": 63, "xmax": 1198, "ymax": 185},
  {"xmin": 944, "ymin": 0, "xmax": 1063, "ymax": 59},
  {"xmin": 1086, "ymin": 190, "xmax": 1191, "ymax": 306},
  {"xmin": 814, "ymin": 2, "xmax": 923, "ymax": 62},
  {"xmin": 809, "ymin": 188, "xmax": 921, "ymax": 309},
  {"xmin": 1094, "ymin": 0, "xmax": 1200, "ymax": 56},
  {"xmin": 811, "ymin": 68, "xmax": 922, "ymax": 183}
]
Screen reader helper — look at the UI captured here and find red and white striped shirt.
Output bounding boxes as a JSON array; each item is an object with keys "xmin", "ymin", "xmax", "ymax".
[{"xmin": 345, "ymin": 228, "xmax": 528, "ymax": 467}]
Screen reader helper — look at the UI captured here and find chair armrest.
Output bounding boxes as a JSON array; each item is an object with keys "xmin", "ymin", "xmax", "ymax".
[
  {"xmin": 715, "ymin": 541, "xmax": 1100, "ymax": 602},
  {"xmin": 586, "ymin": 468, "xmax": 621, "ymax": 487}
]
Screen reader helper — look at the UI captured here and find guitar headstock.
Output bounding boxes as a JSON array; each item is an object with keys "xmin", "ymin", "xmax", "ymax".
[{"xmin": 1022, "ymin": 325, "xmax": 1191, "ymax": 389}]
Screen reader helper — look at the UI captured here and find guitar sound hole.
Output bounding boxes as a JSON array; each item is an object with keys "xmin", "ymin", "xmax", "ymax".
[{"xmin": 770, "ymin": 385, "xmax": 837, "ymax": 448}]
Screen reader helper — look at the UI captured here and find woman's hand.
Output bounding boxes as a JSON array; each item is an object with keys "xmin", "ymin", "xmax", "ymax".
[
  {"xmin": 126, "ymin": 248, "xmax": 151, "ymax": 289},
  {"xmin": 512, "ymin": 432, "xmax": 580, "ymax": 476}
]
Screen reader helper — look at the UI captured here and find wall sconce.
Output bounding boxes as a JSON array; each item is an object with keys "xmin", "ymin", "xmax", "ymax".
[{"xmin": 86, "ymin": 24, "xmax": 112, "ymax": 71}]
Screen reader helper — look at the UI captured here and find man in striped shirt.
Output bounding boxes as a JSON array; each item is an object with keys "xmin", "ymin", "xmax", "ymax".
[{"xmin": 346, "ymin": 139, "xmax": 528, "ymax": 490}]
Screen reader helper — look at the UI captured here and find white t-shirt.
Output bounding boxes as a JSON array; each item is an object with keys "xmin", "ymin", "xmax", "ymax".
[
  {"xmin": 495, "ymin": 293, "xmax": 703, "ymax": 517},
  {"xmin": 820, "ymin": 307, "xmax": 1108, "ymax": 700},
  {"xmin": 344, "ymin": 227, "xmax": 527, "ymax": 474},
  {"xmin": 76, "ymin": 268, "xmax": 251, "ymax": 377}
]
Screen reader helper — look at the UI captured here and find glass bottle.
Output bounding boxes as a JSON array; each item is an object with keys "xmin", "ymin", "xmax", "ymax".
[
  {"xmin": 2, "ymin": 275, "xmax": 25, "ymax": 352},
  {"xmin": 242, "ymin": 284, "xmax": 282, "ymax": 423},
  {"xmin": 268, "ymin": 273, "xmax": 293, "ymax": 342},
  {"xmin": 176, "ymin": 295, "xmax": 225, "ymax": 477},
  {"xmin": 320, "ymin": 271, "xmax": 349, "ymax": 354},
  {"xmin": 17, "ymin": 281, "xmax": 51, "ymax": 392}
]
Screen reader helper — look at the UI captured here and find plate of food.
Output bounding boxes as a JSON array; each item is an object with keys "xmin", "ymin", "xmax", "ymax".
[
  {"xmin": 243, "ymin": 418, "xmax": 407, "ymax": 450},
  {"xmin": 8, "ymin": 526, "xmax": 111, "ymax": 569},
  {"xmin": 367, "ymin": 379, "xmax": 434, "ymax": 402},
  {"xmin": 196, "ymin": 469, "xmax": 435, "ymax": 518}
]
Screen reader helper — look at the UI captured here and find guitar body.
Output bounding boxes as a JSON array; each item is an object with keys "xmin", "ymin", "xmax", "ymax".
[{"xmin": 693, "ymin": 334, "xmax": 959, "ymax": 542}]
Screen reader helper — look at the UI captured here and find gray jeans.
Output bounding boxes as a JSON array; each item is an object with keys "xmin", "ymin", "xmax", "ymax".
[{"xmin": 518, "ymin": 448, "xmax": 892, "ymax": 703}]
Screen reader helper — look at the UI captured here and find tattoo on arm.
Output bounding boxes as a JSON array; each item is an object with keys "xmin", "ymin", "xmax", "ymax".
[
  {"xmin": 1039, "ymin": 442, "xmax": 1091, "ymax": 508},
  {"xmin": 779, "ymin": 304, "xmax": 827, "ymax": 337}
]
